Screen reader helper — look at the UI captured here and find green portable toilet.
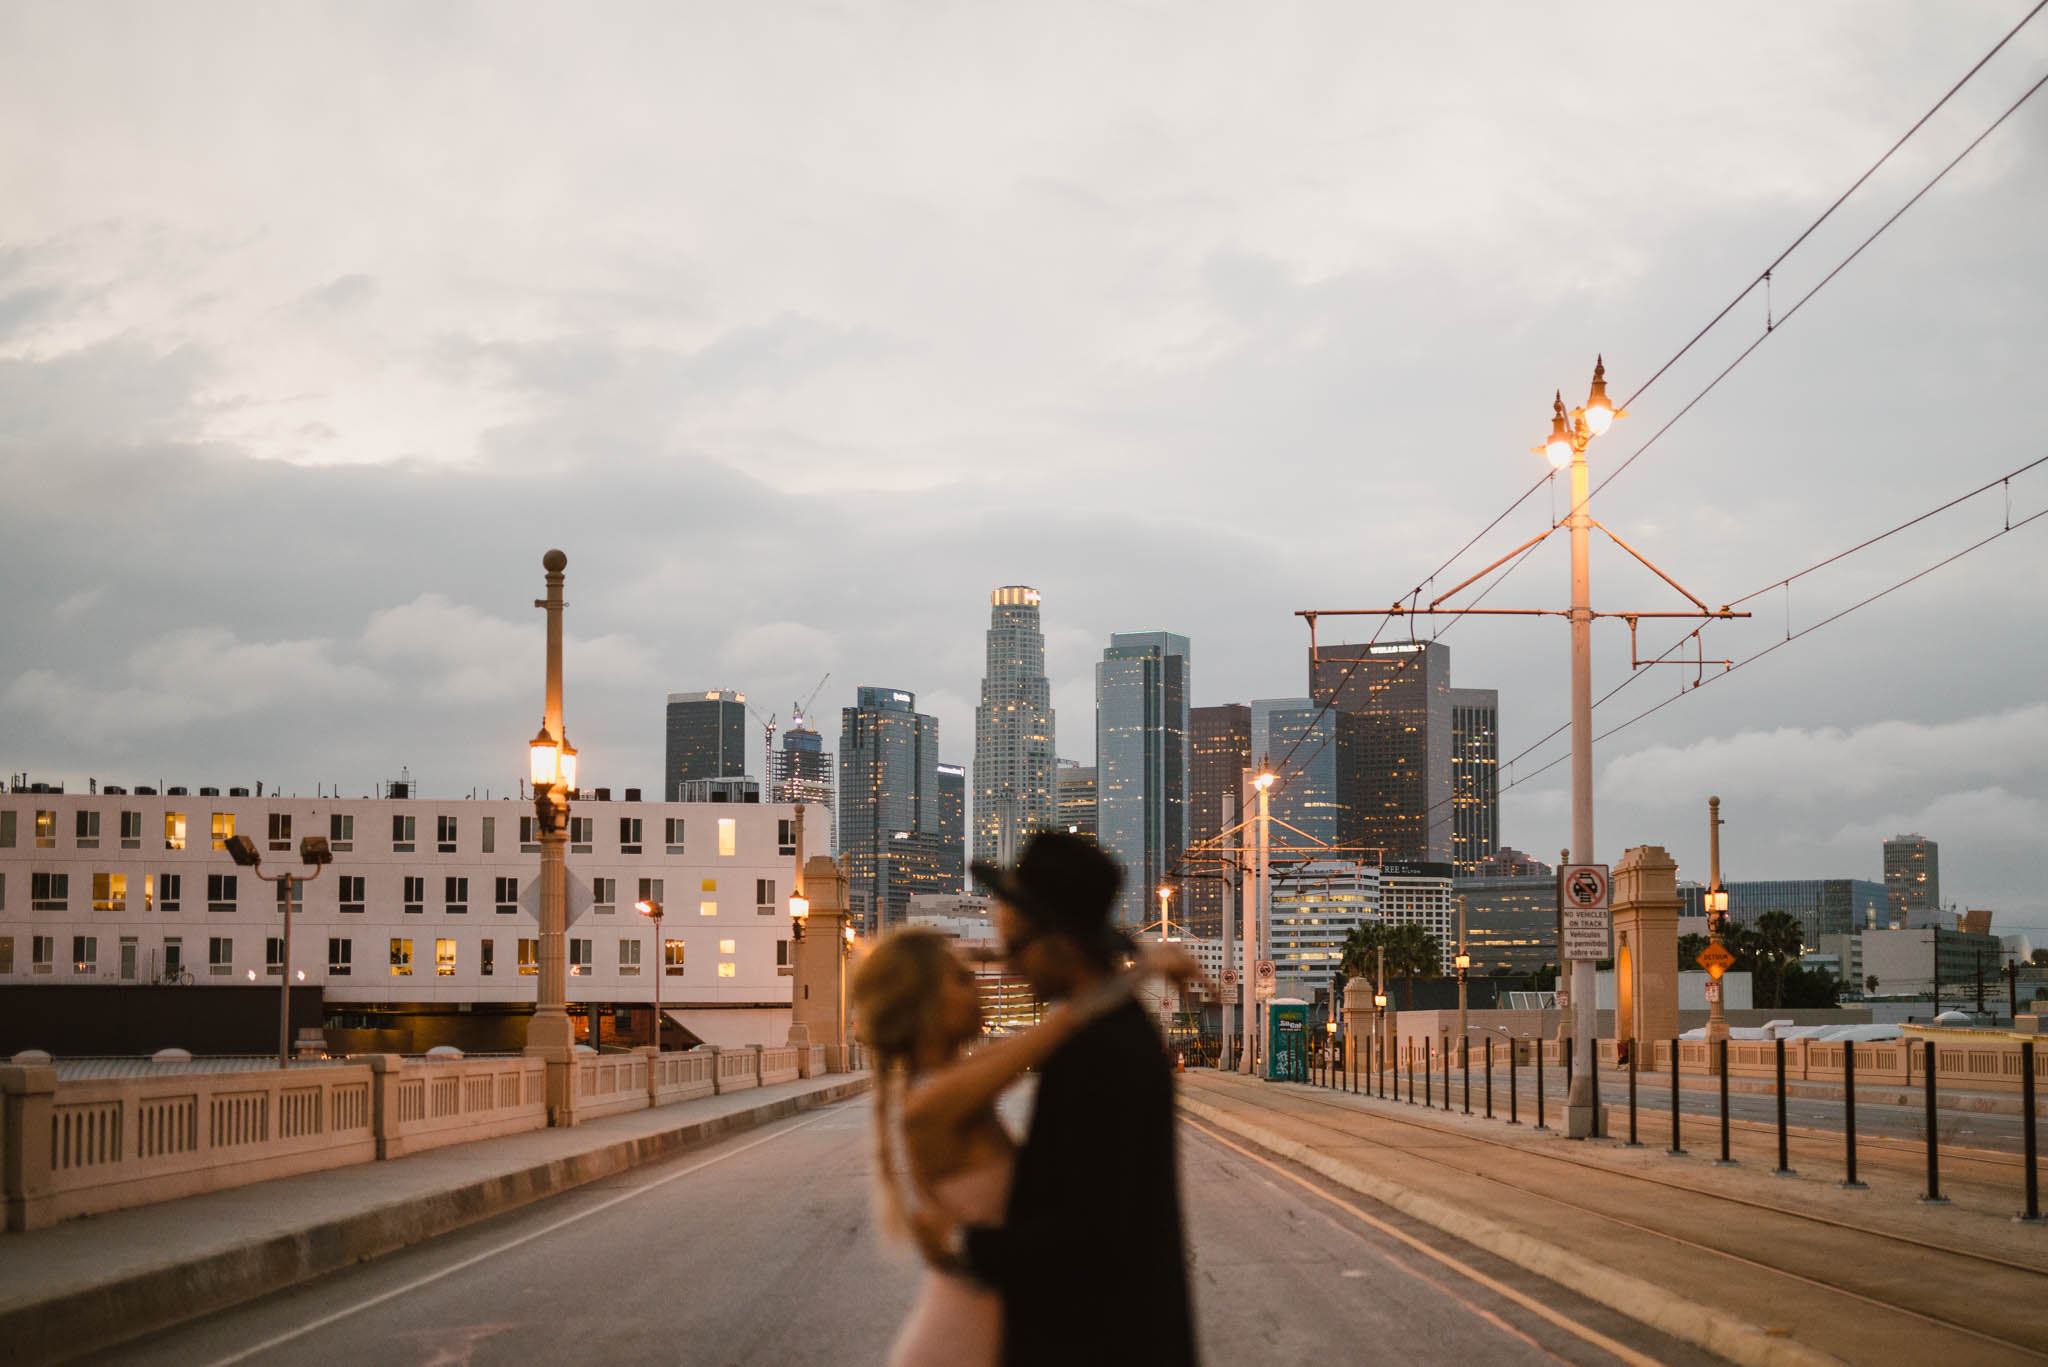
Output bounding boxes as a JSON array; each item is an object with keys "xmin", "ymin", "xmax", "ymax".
[{"xmin": 1265, "ymin": 998, "xmax": 1311, "ymax": 1082}]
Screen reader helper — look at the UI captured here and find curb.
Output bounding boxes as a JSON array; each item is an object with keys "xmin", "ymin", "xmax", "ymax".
[
  {"xmin": 7, "ymin": 1075, "xmax": 872, "ymax": 1367},
  {"xmin": 1180, "ymin": 1092, "xmax": 1850, "ymax": 1367}
]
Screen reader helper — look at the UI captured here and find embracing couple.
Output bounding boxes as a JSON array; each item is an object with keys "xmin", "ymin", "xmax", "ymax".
[{"xmin": 852, "ymin": 830, "xmax": 1202, "ymax": 1367}]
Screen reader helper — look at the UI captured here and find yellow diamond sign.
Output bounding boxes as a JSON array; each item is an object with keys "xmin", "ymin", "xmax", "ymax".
[{"xmin": 1696, "ymin": 943, "xmax": 1736, "ymax": 978}]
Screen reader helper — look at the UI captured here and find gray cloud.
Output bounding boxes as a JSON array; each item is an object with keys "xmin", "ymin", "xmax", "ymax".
[{"xmin": 2, "ymin": 2, "xmax": 2045, "ymax": 929}]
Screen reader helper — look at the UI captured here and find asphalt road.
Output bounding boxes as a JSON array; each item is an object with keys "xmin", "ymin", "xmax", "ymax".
[{"xmin": 80, "ymin": 1090, "xmax": 1719, "ymax": 1367}]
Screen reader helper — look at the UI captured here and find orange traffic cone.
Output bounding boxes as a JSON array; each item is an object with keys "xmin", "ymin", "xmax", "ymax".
[{"xmin": 1177, "ymin": 1051, "xmax": 1185, "ymax": 1073}]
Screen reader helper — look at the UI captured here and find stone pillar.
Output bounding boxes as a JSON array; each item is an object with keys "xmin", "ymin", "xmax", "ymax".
[
  {"xmin": 791, "ymin": 855, "xmax": 852, "ymax": 1059},
  {"xmin": 1612, "ymin": 845, "xmax": 1681, "ymax": 1059},
  {"xmin": 363, "ymin": 1054, "xmax": 405, "ymax": 1160},
  {"xmin": 1, "ymin": 1064, "xmax": 57, "ymax": 1231}
]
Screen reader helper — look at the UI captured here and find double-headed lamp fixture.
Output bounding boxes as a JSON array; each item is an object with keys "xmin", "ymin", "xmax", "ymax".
[
  {"xmin": 529, "ymin": 725, "xmax": 578, "ymax": 791},
  {"xmin": 789, "ymin": 893, "xmax": 810, "ymax": 939},
  {"xmin": 1537, "ymin": 356, "xmax": 1628, "ymax": 468}
]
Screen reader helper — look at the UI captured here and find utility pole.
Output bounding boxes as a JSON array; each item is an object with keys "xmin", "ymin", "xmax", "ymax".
[
  {"xmin": 1221, "ymin": 786, "xmax": 1237, "ymax": 1072},
  {"xmin": 1704, "ymin": 797, "xmax": 1730, "ymax": 1044}
]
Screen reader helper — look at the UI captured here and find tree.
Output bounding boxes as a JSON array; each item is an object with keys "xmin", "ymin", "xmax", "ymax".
[
  {"xmin": 1386, "ymin": 922, "xmax": 1441, "ymax": 1009},
  {"xmin": 1865, "ymin": 974, "xmax": 1880, "ymax": 997},
  {"xmin": 2033, "ymin": 948, "xmax": 2048, "ymax": 969},
  {"xmin": 1338, "ymin": 922, "xmax": 1392, "ymax": 983},
  {"xmin": 1750, "ymin": 911, "xmax": 1805, "ymax": 1010},
  {"xmin": 1677, "ymin": 934, "xmax": 1711, "ymax": 972}
]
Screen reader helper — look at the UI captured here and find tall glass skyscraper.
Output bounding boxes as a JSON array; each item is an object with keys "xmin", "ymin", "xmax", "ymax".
[
  {"xmin": 1186, "ymin": 704, "xmax": 1251, "ymax": 938},
  {"xmin": 973, "ymin": 587, "xmax": 1057, "ymax": 867},
  {"xmin": 1883, "ymin": 834, "xmax": 1940, "ymax": 928},
  {"xmin": 1449, "ymin": 687, "xmax": 1499, "ymax": 875},
  {"xmin": 665, "ymin": 690, "xmax": 747, "ymax": 801},
  {"xmin": 839, "ymin": 687, "xmax": 947, "ymax": 933},
  {"xmin": 1096, "ymin": 631, "xmax": 1190, "ymax": 928},
  {"xmin": 1309, "ymin": 640, "xmax": 1453, "ymax": 863},
  {"xmin": 1249, "ymin": 697, "xmax": 1360, "ymax": 851}
]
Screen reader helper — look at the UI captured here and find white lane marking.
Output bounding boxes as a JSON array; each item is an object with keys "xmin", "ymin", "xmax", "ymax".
[
  {"xmin": 200, "ymin": 1110, "xmax": 836, "ymax": 1367},
  {"xmin": 1184, "ymin": 1117, "xmax": 1670, "ymax": 1367}
]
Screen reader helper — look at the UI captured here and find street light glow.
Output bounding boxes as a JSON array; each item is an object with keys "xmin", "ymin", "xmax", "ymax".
[
  {"xmin": 1253, "ymin": 772, "xmax": 1275, "ymax": 791},
  {"xmin": 789, "ymin": 894, "xmax": 809, "ymax": 920},
  {"xmin": 529, "ymin": 726, "xmax": 559, "ymax": 787}
]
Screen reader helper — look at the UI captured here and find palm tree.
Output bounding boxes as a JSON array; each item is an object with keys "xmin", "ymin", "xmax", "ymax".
[
  {"xmin": 1751, "ymin": 911, "xmax": 1805, "ymax": 1010},
  {"xmin": 1864, "ymin": 974, "xmax": 1880, "ymax": 997},
  {"xmin": 1338, "ymin": 922, "xmax": 1392, "ymax": 983},
  {"xmin": 1386, "ymin": 923, "xmax": 1441, "ymax": 1010}
]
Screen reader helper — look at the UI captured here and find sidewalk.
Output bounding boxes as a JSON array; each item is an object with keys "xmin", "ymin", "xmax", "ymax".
[
  {"xmin": 1179, "ymin": 1071, "xmax": 2047, "ymax": 1367},
  {"xmin": 0, "ymin": 1071, "xmax": 870, "ymax": 1366}
]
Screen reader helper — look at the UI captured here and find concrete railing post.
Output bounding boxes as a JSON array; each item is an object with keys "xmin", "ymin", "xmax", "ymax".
[
  {"xmin": 707, "ymin": 1046, "xmax": 725, "ymax": 1095},
  {"xmin": 1, "ymin": 1064, "xmax": 58, "ymax": 1232},
  {"xmin": 751, "ymin": 1045, "xmax": 765, "ymax": 1086},
  {"xmin": 639, "ymin": 1046, "xmax": 661, "ymax": 1105},
  {"xmin": 364, "ymin": 1054, "xmax": 404, "ymax": 1160}
]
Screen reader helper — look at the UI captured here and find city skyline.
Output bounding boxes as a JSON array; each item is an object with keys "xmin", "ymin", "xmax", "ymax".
[{"xmin": 3, "ymin": 6, "xmax": 2044, "ymax": 932}]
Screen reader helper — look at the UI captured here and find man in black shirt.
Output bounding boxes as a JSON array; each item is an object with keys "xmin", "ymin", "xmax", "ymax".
[{"xmin": 953, "ymin": 832, "xmax": 1199, "ymax": 1366}]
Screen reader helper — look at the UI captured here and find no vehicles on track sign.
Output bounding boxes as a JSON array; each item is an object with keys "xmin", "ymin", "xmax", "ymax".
[{"xmin": 1560, "ymin": 863, "xmax": 1611, "ymax": 961}]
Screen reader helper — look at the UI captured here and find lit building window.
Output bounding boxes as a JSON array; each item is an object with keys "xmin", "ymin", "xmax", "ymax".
[
  {"xmin": 700, "ymin": 900, "xmax": 718, "ymax": 917},
  {"xmin": 718, "ymin": 819, "xmax": 736, "ymax": 857},
  {"xmin": 390, "ymin": 938, "xmax": 413, "ymax": 977},
  {"xmin": 436, "ymin": 939, "xmax": 457, "ymax": 976},
  {"xmin": 718, "ymin": 939, "xmax": 736, "ymax": 954},
  {"xmin": 717, "ymin": 962, "xmax": 737, "ymax": 978}
]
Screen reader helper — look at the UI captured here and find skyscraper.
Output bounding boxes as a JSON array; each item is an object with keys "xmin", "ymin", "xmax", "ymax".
[
  {"xmin": 838, "ymin": 687, "xmax": 946, "ymax": 932},
  {"xmin": 936, "ymin": 763, "xmax": 967, "ymax": 891},
  {"xmin": 665, "ymin": 690, "xmax": 747, "ymax": 801},
  {"xmin": 1449, "ymin": 687, "xmax": 1499, "ymax": 875},
  {"xmin": 766, "ymin": 724, "xmax": 835, "ymax": 852},
  {"xmin": 1309, "ymin": 640, "xmax": 1453, "ymax": 863},
  {"xmin": 1057, "ymin": 762, "xmax": 1098, "ymax": 840},
  {"xmin": 973, "ymin": 586, "xmax": 1057, "ymax": 866},
  {"xmin": 1883, "ymin": 834, "xmax": 1940, "ymax": 928},
  {"xmin": 1249, "ymin": 697, "xmax": 1361, "ymax": 851},
  {"xmin": 1186, "ymin": 704, "xmax": 1250, "ymax": 938},
  {"xmin": 1096, "ymin": 631, "xmax": 1191, "ymax": 929}
]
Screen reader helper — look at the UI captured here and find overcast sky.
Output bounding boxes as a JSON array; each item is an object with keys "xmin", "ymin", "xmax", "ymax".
[{"xmin": 3, "ymin": 3, "xmax": 2045, "ymax": 933}]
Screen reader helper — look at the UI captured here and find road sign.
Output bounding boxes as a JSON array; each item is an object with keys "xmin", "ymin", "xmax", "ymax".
[
  {"xmin": 1220, "ymin": 967, "xmax": 1241, "ymax": 1003},
  {"xmin": 1696, "ymin": 942, "xmax": 1736, "ymax": 978},
  {"xmin": 1556, "ymin": 989, "xmax": 1569, "ymax": 1009},
  {"xmin": 1559, "ymin": 863, "xmax": 1611, "ymax": 961},
  {"xmin": 1220, "ymin": 968, "xmax": 1238, "ymax": 988},
  {"xmin": 1255, "ymin": 958, "xmax": 1277, "ymax": 1001}
]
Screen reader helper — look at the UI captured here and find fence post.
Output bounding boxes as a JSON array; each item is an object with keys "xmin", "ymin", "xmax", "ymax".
[
  {"xmin": 1484, "ymin": 1037, "xmax": 1494, "ymax": 1118},
  {"xmin": 0, "ymin": 1064, "xmax": 58, "ymax": 1232},
  {"xmin": 1462, "ymin": 1037, "xmax": 1471, "ymax": 1115},
  {"xmin": 1919, "ymin": 1039, "xmax": 1948, "ymax": 1204},
  {"xmin": 1773, "ymin": 1037, "xmax": 1796, "ymax": 1176},
  {"xmin": 2020, "ymin": 1040, "xmax": 2040, "ymax": 1223},
  {"xmin": 1424, "ymin": 1038, "xmax": 1433, "ymax": 1109},
  {"xmin": 1668, "ymin": 1040, "xmax": 1686, "ymax": 1156},
  {"xmin": 1509, "ymin": 1039, "xmax": 1520, "ymax": 1125},
  {"xmin": 1442, "ymin": 1037, "xmax": 1452, "ymax": 1112},
  {"xmin": 1535, "ymin": 1039, "xmax": 1548, "ymax": 1131},
  {"xmin": 1625, "ymin": 1042, "xmax": 1641, "ymax": 1147},
  {"xmin": 1841, "ymin": 1042, "xmax": 1865, "ymax": 1190},
  {"xmin": 1716, "ymin": 1039, "xmax": 1734, "ymax": 1166}
]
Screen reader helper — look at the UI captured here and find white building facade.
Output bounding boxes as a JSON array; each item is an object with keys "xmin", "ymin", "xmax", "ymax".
[{"xmin": 0, "ymin": 789, "xmax": 800, "ymax": 1043}]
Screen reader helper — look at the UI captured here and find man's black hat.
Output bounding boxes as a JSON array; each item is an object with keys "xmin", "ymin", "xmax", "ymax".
[{"xmin": 971, "ymin": 830, "xmax": 1128, "ymax": 955}]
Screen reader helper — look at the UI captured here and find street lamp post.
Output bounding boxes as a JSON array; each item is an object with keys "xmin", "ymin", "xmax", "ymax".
[
  {"xmin": 1456, "ymin": 895, "xmax": 1471, "ymax": 1042},
  {"xmin": 527, "ymin": 550, "xmax": 579, "ymax": 1119},
  {"xmin": 1156, "ymin": 884, "xmax": 1176, "ymax": 1031},
  {"xmin": 637, "ymin": 899, "xmax": 664, "ymax": 1051},
  {"xmin": 1242, "ymin": 770, "xmax": 1274, "ymax": 1076},
  {"xmin": 224, "ymin": 833, "xmax": 331, "ymax": 1069},
  {"xmin": 1705, "ymin": 796, "xmax": 1731, "ymax": 1044},
  {"xmin": 1540, "ymin": 360, "xmax": 1624, "ymax": 1139}
]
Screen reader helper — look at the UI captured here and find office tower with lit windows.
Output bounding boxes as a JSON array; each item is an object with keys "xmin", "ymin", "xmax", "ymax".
[
  {"xmin": 1883, "ymin": 834, "xmax": 1940, "ymax": 928},
  {"xmin": 1249, "ymin": 698, "xmax": 1362, "ymax": 852},
  {"xmin": 1057, "ymin": 763, "xmax": 1098, "ymax": 840},
  {"xmin": 838, "ymin": 688, "xmax": 947, "ymax": 932},
  {"xmin": 936, "ymin": 764, "xmax": 967, "ymax": 891},
  {"xmin": 1309, "ymin": 640, "xmax": 1453, "ymax": 863},
  {"xmin": 665, "ymin": 690, "xmax": 747, "ymax": 801},
  {"xmin": 1185, "ymin": 704, "xmax": 1251, "ymax": 938},
  {"xmin": 1450, "ymin": 687, "xmax": 1499, "ymax": 874},
  {"xmin": 973, "ymin": 587, "xmax": 1058, "ymax": 866},
  {"xmin": 1096, "ymin": 632, "xmax": 1191, "ymax": 929}
]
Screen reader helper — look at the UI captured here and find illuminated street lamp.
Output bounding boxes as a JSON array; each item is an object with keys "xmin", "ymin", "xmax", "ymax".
[
  {"xmin": 225, "ymin": 832, "xmax": 331, "ymax": 1069},
  {"xmin": 1532, "ymin": 358, "xmax": 1626, "ymax": 1138},
  {"xmin": 637, "ymin": 899, "xmax": 665, "ymax": 1052},
  {"xmin": 526, "ymin": 550, "xmax": 577, "ymax": 1117},
  {"xmin": 1242, "ymin": 771, "xmax": 1275, "ymax": 1076},
  {"xmin": 789, "ymin": 892, "xmax": 810, "ymax": 939},
  {"xmin": 1704, "ymin": 796, "xmax": 1732, "ymax": 1044}
]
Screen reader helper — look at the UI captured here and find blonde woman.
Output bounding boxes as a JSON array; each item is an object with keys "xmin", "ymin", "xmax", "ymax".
[{"xmin": 855, "ymin": 924, "xmax": 1193, "ymax": 1367}]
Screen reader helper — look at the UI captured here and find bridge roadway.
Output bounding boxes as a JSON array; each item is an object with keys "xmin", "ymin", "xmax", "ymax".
[{"xmin": 79, "ymin": 1087, "xmax": 1714, "ymax": 1367}]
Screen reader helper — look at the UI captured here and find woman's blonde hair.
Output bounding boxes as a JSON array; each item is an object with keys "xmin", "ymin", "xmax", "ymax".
[{"xmin": 852, "ymin": 928, "xmax": 960, "ymax": 1243}]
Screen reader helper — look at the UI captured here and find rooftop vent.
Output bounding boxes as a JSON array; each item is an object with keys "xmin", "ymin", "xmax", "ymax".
[
  {"xmin": 228, "ymin": 787, "xmax": 251, "ymax": 797},
  {"xmin": 166, "ymin": 787, "xmax": 187, "ymax": 796},
  {"xmin": 624, "ymin": 787, "xmax": 642, "ymax": 802},
  {"xmin": 594, "ymin": 787, "xmax": 611, "ymax": 802},
  {"xmin": 199, "ymin": 787, "xmax": 220, "ymax": 797}
]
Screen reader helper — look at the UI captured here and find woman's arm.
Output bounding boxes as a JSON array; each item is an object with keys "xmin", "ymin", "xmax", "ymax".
[
  {"xmin": 901, "ymin": 944, "xmax": 1201, "ymax": 1143},
  {"xmin": 900, "ymin": 977, "xmax": 1127, "ymax": 1143}
]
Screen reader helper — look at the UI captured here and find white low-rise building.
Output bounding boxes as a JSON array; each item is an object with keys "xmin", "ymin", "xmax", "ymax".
[{"xmin": 0, "ymin": 786, "xmax": 801, "ymax": 1050}]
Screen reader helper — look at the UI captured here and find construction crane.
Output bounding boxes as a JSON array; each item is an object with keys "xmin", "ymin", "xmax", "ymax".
[
  {"xmin": 747, "ymin": 703, "xmax": 778, "ymax": 759},
  {"xmin": 791, "ymin": 672, "xmax": 830, "ymax": 733}
]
